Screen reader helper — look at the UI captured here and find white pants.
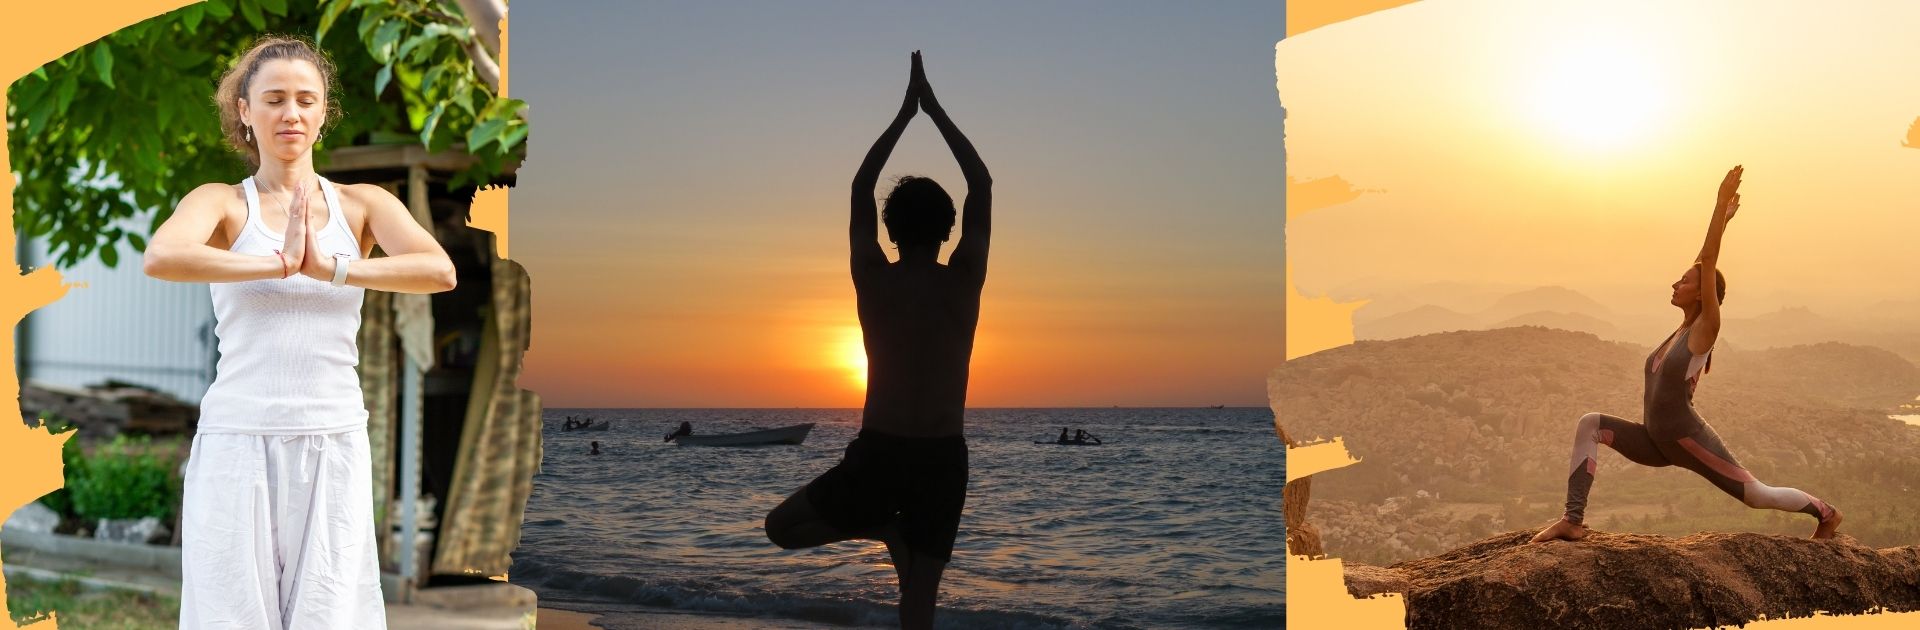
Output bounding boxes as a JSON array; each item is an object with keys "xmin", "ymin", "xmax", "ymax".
[{"xmin": 180, "ymin": 430, "xmax": 387, "ymax": 630}]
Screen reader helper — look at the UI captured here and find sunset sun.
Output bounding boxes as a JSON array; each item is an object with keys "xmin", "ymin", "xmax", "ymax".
[
  {"xmin": 835, "ymin": 325, "xmax": 869, "ymax": 390},
  {"xmin": 1526, "ymin": 39, "xmax": 1666, "ymax": 150}
]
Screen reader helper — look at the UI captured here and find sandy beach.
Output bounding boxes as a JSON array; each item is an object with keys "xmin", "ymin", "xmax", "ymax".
[{"xmin": 538, "ymin": 608, "xmax": 604, "ymax": 629}]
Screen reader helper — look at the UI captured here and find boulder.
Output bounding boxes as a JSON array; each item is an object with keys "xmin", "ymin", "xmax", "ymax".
[{"xmin": 1343, "ymin": 530, "xmax": 1920, "ymax": 629}]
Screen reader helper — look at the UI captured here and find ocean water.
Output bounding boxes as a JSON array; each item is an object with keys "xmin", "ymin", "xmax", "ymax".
[{"xmin": 511, "ymin": 408, "xmax": 1287, "ymax": 629}]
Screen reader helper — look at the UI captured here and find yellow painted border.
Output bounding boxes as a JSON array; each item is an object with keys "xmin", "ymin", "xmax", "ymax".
[
  {"xmin": 0, "ymin": 2, "xmax": 516, "ymax": 627},
  {"xmin": 1278, "ymin": 1, "xmax": 1915, "ymax": 628}
]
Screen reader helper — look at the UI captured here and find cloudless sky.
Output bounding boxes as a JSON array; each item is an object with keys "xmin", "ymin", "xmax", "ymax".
[
  {"xmin": 514, "ymin": 2, "xmax": 1286, "ymax": 407},
  {"xmin": 1281, "ymin": 0, "xmax": 1920, "ymax": 327}
]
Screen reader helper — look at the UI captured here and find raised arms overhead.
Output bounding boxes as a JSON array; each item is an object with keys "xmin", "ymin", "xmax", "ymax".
[
  {"xmin": 914, "ymin": 52, "xmax": 993, "ymax": 278},
  {"xmin": 1689, "ymin": 165, "xmax": 1742, "ymax": 354},
  {"xmin": 850, "ymin": 53, "xmax": 921, "ymax": 271}
]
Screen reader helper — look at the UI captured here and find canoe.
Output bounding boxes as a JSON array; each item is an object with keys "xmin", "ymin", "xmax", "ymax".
[
  {"xmin": 674, "ymin": 423, "xmax": 814, "ymax": 447},
  {"xmin": 1034, "ymin": 440, "xmax": 1103, "ymax": 446},
  {"xmin": 562, "ymin": 420, "xmax": 611, "ymax": 432}
]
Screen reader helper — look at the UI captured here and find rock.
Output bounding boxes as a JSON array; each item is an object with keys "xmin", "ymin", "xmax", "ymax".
[
  {"xmin": 1344, "ymin": 530, "xmax": 1920, "ymax": 629},
  {"xmin": 5, "ymin": 502, "xmax": 61, "ymax": 534},
  {"xmin": 1277, "ymin": 424, "xmax": 1325, "ymax": 558},
  {"xmin": 94, "ymin": 516, "xmax": 169, "ymax": 545},
  {"xmin": 1345, "ymin": 562, "xmax": 1413, "ymax": 598}
]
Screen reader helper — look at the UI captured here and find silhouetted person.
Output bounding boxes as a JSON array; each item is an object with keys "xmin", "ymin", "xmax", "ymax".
[
  {"xmin": 1058, "ymin": 428, "xmax": 1071, "ymax": 444},
  {"xmin": 764, "ymin": 51, "xmax": 990, "ymax": 630},
  {"xmin": 589, "ymin": 441, "xmax": 601, "ymax": 456},
  {"xmin": 1073, "ymin": 429, "xmax": 1089, "ymax": 443},
  {"xmin": 665, "ymin": 421, "xmax": 693, "ymax": 443}
]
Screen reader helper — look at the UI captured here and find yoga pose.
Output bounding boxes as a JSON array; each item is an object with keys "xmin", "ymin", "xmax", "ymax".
[
  {"xmin": 144, "ymin": 36, "xmax": 456, "ymax": 628},
  {"xmin": 764, "ymin": 51, "xmax": 990, "ymax": 629},
  {"xmin": 1532, "ymin": 166, "xmax": 1842, "ymax": 544}
]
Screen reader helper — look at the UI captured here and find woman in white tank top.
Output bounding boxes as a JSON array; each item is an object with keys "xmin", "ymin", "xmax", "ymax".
[{"xmin": 142, "ymin": 36, "xmax": 456, "ymax": 629}]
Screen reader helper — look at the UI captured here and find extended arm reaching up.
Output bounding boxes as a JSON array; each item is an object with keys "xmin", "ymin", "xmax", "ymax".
[
  {"xmin": 1689, "ymin": 165, "xmax": 1742, "ymax": 353},
  {"xmin": 914, "ymin": 52, "xmax": 993, "ymax": 279},
  {"xmin": 851, "ymin": 55, "xmax": 920, "ymax": 271}
]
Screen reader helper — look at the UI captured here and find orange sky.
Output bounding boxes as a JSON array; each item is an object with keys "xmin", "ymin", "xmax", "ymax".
[
  {"xmin": 513, "ymin": 5, "xmax": 1285, "ymax": 408},
  {"xmin": 1280, "ymin": 0, "xmax": 1920, "ymax": 332}
]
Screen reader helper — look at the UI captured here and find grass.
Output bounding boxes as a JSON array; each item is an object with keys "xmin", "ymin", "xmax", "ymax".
[{"xmin": 5, "ymin": 575, "xmax": 177, "ymax": 629}]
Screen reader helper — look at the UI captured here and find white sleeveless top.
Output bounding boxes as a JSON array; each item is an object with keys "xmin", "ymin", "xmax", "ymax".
[{"xmin": 198, "ymin": 177, "xmax": 369, "ymax": 435}]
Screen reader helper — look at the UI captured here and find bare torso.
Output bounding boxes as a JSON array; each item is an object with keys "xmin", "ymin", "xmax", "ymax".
[{"xmin": 854, "ymin": 260, "xmax": 983, "ymax": 438}]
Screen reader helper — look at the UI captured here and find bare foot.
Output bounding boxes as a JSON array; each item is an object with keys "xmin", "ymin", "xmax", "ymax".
[
  {"xmin": 1529, "ymin": 518, "xmax": 1589, "ymax": 543},
  {"xmin": 1813, "ymin": 507, "xmax": 1843, "ymax": 540}
]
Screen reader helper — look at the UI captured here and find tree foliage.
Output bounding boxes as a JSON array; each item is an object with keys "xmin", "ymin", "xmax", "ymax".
[{"xmin": 7, "ymin": 0, "xmax": 525, "ymax": 268}]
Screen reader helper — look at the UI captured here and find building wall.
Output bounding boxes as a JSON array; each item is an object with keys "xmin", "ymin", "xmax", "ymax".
[{"xmin": 16, "ymin": 232, "xmax": 217, "ymax": 405}]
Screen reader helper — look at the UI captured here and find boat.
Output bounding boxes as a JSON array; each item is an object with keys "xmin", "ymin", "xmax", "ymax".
[
  {"xmin": 561, "ymin": 419, "xmax": 611, "ymax": 432},
  {"xmin": 673, "ymin": 423, "xmax": 814, "ymax": 447},
  {"xmin": 1034, "ymin": 439, "xmax": 1104, "ymax": 446}
]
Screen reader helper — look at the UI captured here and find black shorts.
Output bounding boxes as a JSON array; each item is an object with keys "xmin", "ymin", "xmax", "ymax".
[{"xmin": 804, "ymin": 429, "xmax": 969, "ymax": 562}]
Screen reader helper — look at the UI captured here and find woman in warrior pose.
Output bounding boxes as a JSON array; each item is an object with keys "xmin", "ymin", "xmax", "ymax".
[
  {"xmin": 1532, "ymin": 165, "xmax": 1842, "ymax": 544},
  {"xmin": 144, "ymin": 36, "xmax": 457, "ymax": 627}
]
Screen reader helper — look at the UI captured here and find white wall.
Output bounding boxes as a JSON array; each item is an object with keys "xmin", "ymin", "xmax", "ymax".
[{"xmin": 16, "ymin": 227, "xmax": 217, "ymax": 405}]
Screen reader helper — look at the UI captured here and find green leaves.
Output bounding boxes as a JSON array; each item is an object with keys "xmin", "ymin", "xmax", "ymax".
[
  {"xmin": 11, "ymin": 0, "xmax": 525, "ymax": 269},
  {"xmin": 203, "ymin": 0, "xmax": 233, "ymax": 21},
  {"xmin": 327, "ymin": 0, "xmax": 527, "ymax": 183},
  {"xmin": 375, "ymin": 63, "xmax": 393, "ymax": 96},
  {"xmin": 181, "ymin": 5, "xmax": 205, "ymax": 33},
  {"xmin": 397, "ymin": 23, "xmax": 462, "ymax": 65},
  {"xmin": 466, "ymin": 117, "xmax": 507, "ymax": 152},
  {"xmin": 420, "ymin": 101, "xmax": 448, "ymax": 150},
  {"xmin": 369, "ymin": 21, "xmax": 404, "ymax": 64},
  {"xmin": 238, "ymin": 0, "xmax": 266, "ymax": 30},
  {"xmin": 316, "ymin": 0, "xmax": 352, "ymax": 40},
  {"xmin": 63, "ymin": 435, "xmax": 184, "ymax": 521},
  {"xmin": 90, "ymin": 43, "xmax": 114, "ymax": 89},
  {"xmin": 467, "ymin": 98, "xmax": 527, "ymax": 154}
]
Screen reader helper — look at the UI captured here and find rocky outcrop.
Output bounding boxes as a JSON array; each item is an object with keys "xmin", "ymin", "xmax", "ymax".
[
  {"xmin": 1344, "ymin": 530, "xmax": 1920, "ymax": 629},
  {"xmin": 1275, "ymin": 423, "xmax": 1324, "ymax": 557}
]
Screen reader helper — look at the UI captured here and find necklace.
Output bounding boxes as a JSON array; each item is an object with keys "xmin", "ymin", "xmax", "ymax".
[{"xmin": 259, "ymin": 179, "xmax": 315, "ymax": 230}]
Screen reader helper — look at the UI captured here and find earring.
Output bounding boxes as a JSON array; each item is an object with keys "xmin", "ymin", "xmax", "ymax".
[{"xmin": 245, "ymin": 125, "xmax": 253, "ymax": 143}]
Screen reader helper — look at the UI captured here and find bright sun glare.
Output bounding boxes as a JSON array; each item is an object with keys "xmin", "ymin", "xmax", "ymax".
[
  {"xmin": 836, "ymin": 326, "xmax": 868, "ymax": 390},
  {"xmin": 1527, "ymin": 39, "xmax": 1665, "ymax": 150}
]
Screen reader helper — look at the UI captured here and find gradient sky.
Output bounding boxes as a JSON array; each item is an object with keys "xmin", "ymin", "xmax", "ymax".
[
  {"xmin": 514, "ymin": 2, "xmax": 1285, "ymax": 407},
  {"xmin": 1280, "ymin": 0, "xmax": 1920, "ymax": 328}
]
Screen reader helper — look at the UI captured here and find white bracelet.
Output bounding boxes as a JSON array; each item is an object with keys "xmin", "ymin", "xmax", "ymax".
[{"xmin": 331, "ymin": 254, "xmax": 351, "ymax": 286}]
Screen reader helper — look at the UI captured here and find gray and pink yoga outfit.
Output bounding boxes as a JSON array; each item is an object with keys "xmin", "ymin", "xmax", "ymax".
[{"xmin": 1559, "ymin": 327, "xmax": 1836, "ymax": 526}]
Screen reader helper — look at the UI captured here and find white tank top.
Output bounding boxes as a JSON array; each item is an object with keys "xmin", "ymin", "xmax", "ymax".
[{"xmin": 198, "ymin": 176, "xmax": 368, "ymax": 435}]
